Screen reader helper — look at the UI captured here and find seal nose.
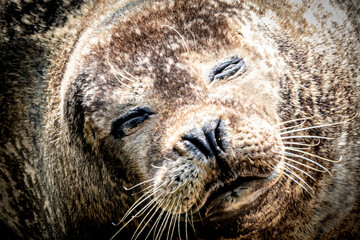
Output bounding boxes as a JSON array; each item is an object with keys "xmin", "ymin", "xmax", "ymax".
[{"xmin": 182, "ymin": 119, "xmax": 226, "ymax": 167}]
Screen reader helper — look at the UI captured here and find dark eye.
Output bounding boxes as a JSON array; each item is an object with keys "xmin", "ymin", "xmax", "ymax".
[
  {"xmin": 209, "ymin": 56, "xmax": 246, "ymax": 82},
  {"xmin": 111, "ymin": 107, "xmax": 154, "ymax": 139}
]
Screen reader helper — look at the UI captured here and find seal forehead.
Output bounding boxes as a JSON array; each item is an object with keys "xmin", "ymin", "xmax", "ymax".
[{"xmin": 87, "ymin": 1, "xmax": 243, "ymax": 104}]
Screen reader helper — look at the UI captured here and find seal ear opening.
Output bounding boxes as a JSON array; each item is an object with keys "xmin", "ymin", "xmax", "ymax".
[{"xmin": 84, "ymin": 119, "xmax": 98, "ymax": 148}]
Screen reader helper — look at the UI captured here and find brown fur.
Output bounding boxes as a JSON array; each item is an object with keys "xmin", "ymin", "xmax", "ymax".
[{"xmin": 0, "ymin": 0, "xmax": 359, "ymax": 239}]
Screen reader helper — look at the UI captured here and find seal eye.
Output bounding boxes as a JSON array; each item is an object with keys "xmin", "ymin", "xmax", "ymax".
[
  {"xmin": 209, "ymin": 56, "xmax": 246, "ymax": 82},
  {"xmin": 111, "ymin": 107, "xmax": 154, "ymax": 139}
]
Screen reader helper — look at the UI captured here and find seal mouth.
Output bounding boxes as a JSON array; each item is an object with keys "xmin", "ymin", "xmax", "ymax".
[
  {"xmin": 193, "ymin": 164, "xmax": 282, "ymax": 221},
  {"xmin": 206, "ymin": 176, "xmax": 265, "ymax": 202}
]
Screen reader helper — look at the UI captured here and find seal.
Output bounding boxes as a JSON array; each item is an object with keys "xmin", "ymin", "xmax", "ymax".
[{"xmin": 0, "ymin": 0, "xmax": 359, "ymax": 239}]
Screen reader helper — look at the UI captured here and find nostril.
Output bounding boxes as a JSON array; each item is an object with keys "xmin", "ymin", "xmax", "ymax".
[
  {"xmin": 181, "ymin": 120, "xmax": 226, "ymax": 163},
  {"xmin": 202, "ymin": 119, "xmax": 226, "ymax": 153},
  {"xmin": 215, "ymin": 120, "xmax": 226, "ymax": 152},
  {"xmin": 204, "ymin": 130, "xmax": 222, "ymax": 156},
  {"xmin": 182, "ymin": 134, "xmax": 214, "ymax": 159}
]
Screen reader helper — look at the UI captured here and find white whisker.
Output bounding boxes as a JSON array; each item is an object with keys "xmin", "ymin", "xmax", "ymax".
[
  {"xmin": 121, "ymin": 189, "xmax": 161, "ymax": 223},
  {"xmin": 281, "ymin": 121, "xmax": 348, "ymax": 135},
  {"xmin": 170, "ymin": 182, "xmax": 182, "ymax": 194},
  {"xmin": 119, "ymin": 182, "xmax": 167, "ymax": 224},
  {"xmin": 123, "ymin": 178, "xmax": 155, "ymax": 191},
  {"xmin": 281, "ymin": 135, "xmax": 334, "ymax": 140},
  {"xmin": 110, "ymin": 216, "xmax": 135, "ymax": 240},
  {"xmin": 279, "ymin": 155, "xmax": 326, "ymax": 172},
  {"xmin": 185, "ymin": 209, "xmax": 189, "ymax": 240},
  {"xmin": 142, "ymin": 202, "xmax": 165, "ymax": 240},
  {"xmin": 281, "ymin": 169, "xmax": 312, "ymax": 195},
  {"xmin": 162, "ymin": 25, "xmax": 189, "ymax": 53},
  {"xmin": 184, "ymin": 27, "xmax": 197, "ymax": 52},
  {"xmin": 280, "ymin": 151, "xmax": 332, "ymax": 176},
  {"xmin": 147, "ymin": 200, "xmax": 170, "ymax": 240},
  {"xmin": 280, "ymin": 119, "xmax": 307, "ymax": 131},
  {"xmin": 189, "ymin": 208, "xmax": 196, "ymax": 237},
  {"xmin": 155, "ymin": 207, "xmax": 171, "ymax": 240},
  {"xmin": 170, "ymin": 194, "xmax": 182, "ymax": 240},
  {"xmin": 282, "ymin": 161, "xmax": 315, "ymax": 180},
  {"xmin": 282, "ymin": 166, "xmax": 314, "ymax": 193},
  {"xmin": 132, "ymin": 193, "xmax": 161, "ymax": 219},
  {"xmin": 105, "ymin": 52, "xmax": 133, "ymax": 88},
  {"xmin": 283, "ymin": 141, "xmax": 321, "ymax": 147},
  {"xmin": 151, "ymin": 164, "xmax": 165, "ymax": 169},
  {"xmin": 123, "ymin": 69, "xmax": 139, "ymax": 81},
  {"xmin": 277, "ymin": 116, "xmax": 314, "ymax": 126},
  {"xmin": 111, "ymin": 194, "xmax": 164, "ymax": 240},
  {"xmin": 130, "ymin": 183, "xmax": 154, "ymax": 196},
  {"xmin": 157, "ymin": 197, "xmax": 177, "ymax": 240},
  {"xmin": 285, "ymin": 147, "xmax": 342, "ymax": 163},
  {"xmin": 178, "ymin": 204, "xmax": 182, "ymax": 240},
  {"xmin": 131, "ymin": 194, "xmax": 165, "ymax": 239},
  {"xmin": 287, "ymin": 147, "xmax": 311, "ymax": 150}
]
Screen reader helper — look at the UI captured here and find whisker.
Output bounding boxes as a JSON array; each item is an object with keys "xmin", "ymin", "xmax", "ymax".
[
  {"xmin": 131, "ymin": 195, "xmax": 165, "ymax": 239},
  {"xmin": 187, "ymin": 185, "xmax": 196, "ymax": 236},
  {"xmin": 264, "ymin": 161, "xmax": 278, "ymax": 173},
  {"xmin": 194, "ymin": 201, "xmax": 204, "ymax": 226},
  {"xmin": 281, "ymin": 121, "xmax": 348, "ymax": 135},
  {"xmin": 280, "ymin": 119, "xmax": 307, "ymax": 131},
  {"xmin": 162, "ymin": 25, "xmax": 189, "ymax": 53},
  {"xmin": 150, "ymin": 199, "xmax": 171, "ymax": 240},
  {"xmin": 287, "ymin": 147, "xmax": 311, "ymax": 150},
  {"xmin": 163, "ymin": 198, "xmax": 178, "ymax": 240},
  {"xmin": 167, "ymin": 195, "xmax": 180, "ymax": 240},
  {"xmin": 137, "ymin": 198, "xmax": 166, "ymax": 240},
  {"xmin": 155, "ymin": 203, "xmax": 173, "ymax": 240},
  {"xmin": 282, "ymin": 161, "xmax": 317, "ymax": 180},
  {"xmin": 189, "ymin": 208, "xmax": 197, "ymax": 237},
  {"xmin": 167, "ymin": 210, "xmax": 176, "ymax": 240},
  {"xmin": 170, "ymin": 182, "xmax": 182, "ymax": 194},
  {"xmin": 281, "ymin": 135, "xmax": 335, "ymax": 140},
  {"xmin": 121, "ymin": 189, "xmax": 161, "ymax": 224},
  {"xmin": 111, "ymin": 195, "xmax": 164, "ymax": 240},
  {"xmin": 130, "ymin": 184, "xmax": 154, "ymax": 196},
  {"xmin": 105, "ymin": 52, "xmax": 133, "ymax": 88},
  {"xmin": 185, "ymin": 209, "xmax": 189, "ymax": 240},
  {"xmin": 283, "ymin": 140, "xmax": 321, "ymax": 147},
  {"xmin": 279, "ymin": 155, "xmax": 326, "ymax": 172},
  {"xmin": 118, "ymin": 182, "xmax": 167, "ymax": 224},
  {"xmin": 278, "ymin": 151, "xmax": 332, "ymax": 176},
  {"xmin": 184, "ymin": 27, "xmax": 197, "ymax": 52},
  {"xmin": 151, "ymin": 164, "xmax": 165, "ymax": 169},
  {"xmin": 123, "ymin": 178, "xmax": 155, "ymax": 191},
  {"xmin": 281, "ymin": 169, "xmax": 312, "ymax": 195},
  {"xmin": 123, "ymin": 69, "xmax": 139, "ymax": 81},
  {"xmin": 132, "ymin": 193, "xmax": 162, "ymax": 219},
  {"xmin": 277, "ymin": 116, "xmax": 314, "ymax": 126},
  {"xmin": 169, "ymin": 194, "xmax": 182, "ymax": 240},
  {"xmin": 178, "ymin": 204, "xmax": 182, "ymax": 240},
  {"xmin": 282, "ymin": 166, "xmax": 314, "ymax": 193},
  {"xmin": 110, "ymin": 216, "xmax": 135, "ymax": 240},
  {"xmin": 285, "ymin": 147, "xmax": 342, "ymax": 163},
  {"xmin": 137, "ymin": 199, "xmax": 167, "ymax": 240}
]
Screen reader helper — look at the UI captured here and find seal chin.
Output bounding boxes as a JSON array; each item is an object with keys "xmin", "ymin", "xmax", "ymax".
[{"xmin": 195, "ymin": 162, "xmax": 283, "ymax": 221}]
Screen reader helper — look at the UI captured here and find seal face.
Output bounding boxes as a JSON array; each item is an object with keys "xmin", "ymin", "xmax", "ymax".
[
  {"xmin": 1, "ymin": 0, "xmax": 359, "ymax": 239},
  {"xmin": 56, "ymin": 0, "xmax": 360, "ymax": 239},
  {"xmin": 61, "ymin": 1, "xmax": 292, "ymax": 237}
]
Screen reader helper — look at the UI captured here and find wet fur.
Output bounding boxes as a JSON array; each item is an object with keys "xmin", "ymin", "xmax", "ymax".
[{"xmin": 1, "ymin": 0, "xmax": 359, "ymax": 239}]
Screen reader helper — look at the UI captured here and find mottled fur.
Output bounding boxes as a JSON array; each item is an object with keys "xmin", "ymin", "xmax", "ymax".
[{"xmin": 0, "ymin": 0, "xmax": 359, "ymax": 239}]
